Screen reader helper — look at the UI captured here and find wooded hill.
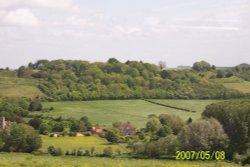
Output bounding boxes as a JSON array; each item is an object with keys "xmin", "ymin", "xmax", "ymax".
[{"xmin": 6, "ymin": 59, "xmax": 250, "ymax": 100}]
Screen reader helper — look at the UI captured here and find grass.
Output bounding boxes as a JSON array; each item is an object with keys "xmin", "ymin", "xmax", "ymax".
[
  {"xmin": 39, "ymin": 100, "xmax": 221, "ymax": 127},
  {"xmin": 0, "ymin": 152, "xmax": 245, "ymax": 167},
  {"xmin": 0, "ymin": 77, "xmax": 45, "ymax": 98},
  {"xmin": 40, "ymin": 135, "xmax": 128, "ymax": 154},
  {"xmin": 223, "ymin": 81, "xmax": 250, "ymax": 93}
]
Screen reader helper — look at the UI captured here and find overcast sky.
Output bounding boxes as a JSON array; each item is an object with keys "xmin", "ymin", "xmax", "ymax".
[{"xmin": 0, "ymin": 0, "xmax": 249, "ymax": 68}]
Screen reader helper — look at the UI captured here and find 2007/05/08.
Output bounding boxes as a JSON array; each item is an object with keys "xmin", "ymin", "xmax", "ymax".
[{"xmin": 176, "ymin": 151, "xmax": 225, "ymax": 160}]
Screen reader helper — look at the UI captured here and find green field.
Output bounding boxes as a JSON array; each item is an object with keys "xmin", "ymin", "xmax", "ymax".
[
  {"xmin": 0, "ymin": 77, "xmax": 45, "ymax": 98},
  {"xmin": 223, "ymin": 81, "xmax": 250, "ymax": 93},
  {"xmin": 40, "ymin": 135, "xmax": 127, "ymax": 154},
  {"xmin": 40, "ymin": 100, "xmax": 220, "ymax": 127},
  {"xmin": 0, "ymin": 153, "xmax": 245, "ymax": 167}
]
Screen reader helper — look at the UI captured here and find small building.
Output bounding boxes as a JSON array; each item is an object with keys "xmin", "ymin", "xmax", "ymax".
[
  {"xmin": 76, "ymin": 132, "xmax": 84, "ymax": 137},
  {"xmin": 49, "ymin": 133, "xmax": 58, "ymax": 137},
  {"xmin": 121, "ymin": 122, "xmax": 136, "ymax": 136},
  {"xmin": 92, "ymin": 127, "xmax": 103, "ymax": 134}
]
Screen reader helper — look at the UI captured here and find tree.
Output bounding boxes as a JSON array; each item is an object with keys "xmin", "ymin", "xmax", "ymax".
[
  {"xmin": 107, "ymin": 58, "xmax": 120, "ymax": 64},
  {"xmin": 39, "ymin": 123, "xmax": 52, "ymax": 134},
  {"xmin": 17, "ymin": 66, "xmax": 32, "ymax": 78},
  {"xmin": 105, "ymin": 130, "xmax": 119, "ymax": 143},
  {"xmin": 157, "ymin": 135, "xmax": 179, "ymax": 156},
  {"xmin": 192, "ymin": 61, "xmax": 212, "ymax": 72},
  {"xmin": 28, "ymin": 100, "xmax": 43, "ymax": 111},
  {"xmin": 178, "ymin": 118, "xmax": 228, "ymax": 151},
  {"xmin": 28, "ymin": 118, "xmax": 42, "ymax": 130},
  {"xmin": 0, "ymin": 124, "xmax": 42, "ymax": 152},
  {"xmin": 203, "ymin": 100, "xmax": 250, "ymax": 157},
  {"xmin": 158, "ymin": 61, "xmax": 166, "ymax": 70},
  {"xmin": 145, "ymin": 118, "xmax": 162, "ymax": 133},
  {"xmin": 159, "ymin": 114, "xmax": 184, "ymax": 135}
]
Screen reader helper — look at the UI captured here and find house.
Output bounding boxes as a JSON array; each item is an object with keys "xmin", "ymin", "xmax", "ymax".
[
  {"xmin": 92, "ymin": 127, "xmax": 103, "ymax": 134},
  {"xmin": 120, "ymin": 122, "xmax": 136, "ymax": 136}
]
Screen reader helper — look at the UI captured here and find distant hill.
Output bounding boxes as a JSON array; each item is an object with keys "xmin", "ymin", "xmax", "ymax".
[{"xmin": 3, "ymin": 59, "xmax": 245, "ymax": 101}]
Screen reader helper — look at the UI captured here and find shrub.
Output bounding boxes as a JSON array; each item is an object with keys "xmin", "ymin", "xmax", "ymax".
[
  {"xmin": 103, "ymin": 147, "xmax": 113, "ymax": 157},
  {"xmin": 77, "ymin": 148, "xmax": 84, "ymax": 156},
  {"xmin": 28, "ymin": 100, "xmax": 43, "ymax": 111},
  {"xmin": 0, "ymin": 124, "xmax": 42, "ymax": 153}
]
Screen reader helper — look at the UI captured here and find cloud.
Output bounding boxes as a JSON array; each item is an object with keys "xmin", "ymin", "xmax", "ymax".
[
  {"xmin": 168, "ymin": 25, "xmax": 240, "ymax": 31},
  {"xmin": 114, "ymin": 25, "xmax": 141, "ymax": 35},
  {"xmin": 0, "ymin": 0, "xmax": 79, "ymax": 11},
  {"xmin": 1, "ymin": 8, "xmax": 40, "ymax": 27},
  {"xmin": 145, "ymin": 16, "xmax": 161, "ymax": 26}
]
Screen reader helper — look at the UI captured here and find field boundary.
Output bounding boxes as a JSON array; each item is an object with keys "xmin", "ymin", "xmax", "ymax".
[{"xmin": 142, "ymin": 99, "xmax": 196, "ymax": 112}]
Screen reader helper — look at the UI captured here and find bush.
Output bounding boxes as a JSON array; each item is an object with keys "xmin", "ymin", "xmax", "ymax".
[
  {"xmin": 48, "ymin": 146, "xmax": 64, "ymax": 156},
  {"xmin": 103, "ymin": 147, "xmax": 113, "ymax": 157},
  {"xmin": 0, "ymin": 124, "xmax": 42, "ymax": 153},
  {"xmin": 77, "ymin": 148, "xmax": 84, "ymax": 156},
  {"xmin": 105, "ymin": 130, "xmax": 119, "ymax": 143},
  {"xmin": 28, "ymin": 100, "xmax": 43, "ymax": 111},
  {"xmin": 233, "ymin": 149, "xmax": 250, "ymax": 165},
  {"xmin": 84, "ymin": 150, "xmax": 90, "ymax": 156}
]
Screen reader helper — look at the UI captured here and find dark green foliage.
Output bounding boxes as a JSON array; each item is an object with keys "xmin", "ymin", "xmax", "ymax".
[
  {"xmin": 233, "ymin": 149, "xmax": 250, "ymax": 165},
  {"xmin": 0, "ymin": 124, "xmax": 42, "ymax": 153},
  {"xmin": 105, "ymin": 130, "xmax": 119, "ymax": 143},
  {"xmin": 192, "ymin": 61, "xmax": 212, "ymax": 72},
  {"xmin": 0, "ymin": 98, "xmax": 29, "ymax": 121},
  {"xmin": 28, "ymin": 117, "xmax": 42, "ymax": 129},
  {"xmin": 28, "ymin": 100, "xmax": 43, "ymax": 111},
  {"xmin": 202, "ymin": 100, "xmax": 250, "ymax": 157},
  {"xmin": 24, "ymin": 59, "xmax": 245, "ymax": 101},
  {"xmin": 39, "ymin": 123, "xmax": 52, "ymax": 135}
]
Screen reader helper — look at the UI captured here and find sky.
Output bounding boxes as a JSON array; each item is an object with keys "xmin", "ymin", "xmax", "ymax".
[{"xmin": 0, "ymin": 0, "xmax": 249, "ymax": 69}]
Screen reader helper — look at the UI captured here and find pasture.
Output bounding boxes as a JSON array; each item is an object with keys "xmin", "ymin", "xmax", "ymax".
[
  {"xmin": 40, "ymin": 100, "xmax": 220, "ymax": 127},
  {"xmin": 223, "ymin": 81, "xmax": 250, "ymax": 93},
  {"xmin": 0, "ymin": 77, "xmax": 45, "ymax": 98},
  {"xmin": 40, "ymin": 135, "xmax": 127, "ymax": 154},
  {"xmin": 0, "ymin": 153, "xmax": 244, "ymax": 167}
]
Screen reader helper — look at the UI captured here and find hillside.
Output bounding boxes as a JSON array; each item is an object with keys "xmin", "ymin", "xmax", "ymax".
[
  {"xmin": 0, "ymin": 77, "xmax": 45, "ymax": 98},
  {"xmin": 10, "ymin": 59, "xmax": 248, "ymax": 100}
]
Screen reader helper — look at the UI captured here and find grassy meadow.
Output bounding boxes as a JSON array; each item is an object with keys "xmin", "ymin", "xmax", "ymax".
[
  {"xmin": 40, "ymin": 135, "xmax": 128, "ymax": 154},
  {"xmin": 39, "ymin": 100, "xmax": 220, "ymax": 127},
  {"xmin": 223, "ymin": 81, "xmax": 250, "ymax": 93},
  {"xmin": 0, "ymin": 77, "xmax": 45, "ymax": 98},
  {"xmin": 0, "ymin": 153, "xmax": 246, "ymax": 167}
]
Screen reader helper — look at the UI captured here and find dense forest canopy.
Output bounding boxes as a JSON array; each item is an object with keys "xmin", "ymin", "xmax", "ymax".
[{"xmin": 12, "ymin": 59, "xmax": 249, "ymax": 101}]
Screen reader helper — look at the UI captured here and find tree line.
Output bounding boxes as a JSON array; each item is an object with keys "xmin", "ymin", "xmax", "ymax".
[{"xmin": 15, "ymin": 59, "xmax": 247, "ymax": 100}]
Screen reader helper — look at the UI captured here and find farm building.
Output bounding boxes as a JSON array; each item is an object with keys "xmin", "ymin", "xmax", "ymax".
[
  {"xmin": 92, "ymin": 127, "xmax": 103, "ymax": 134},
  {"xmin": 121, "ymin": 122, "xmax": 136, "ymax": 136}
]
